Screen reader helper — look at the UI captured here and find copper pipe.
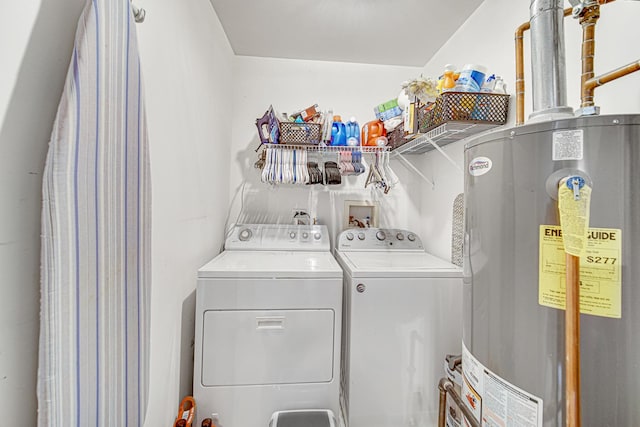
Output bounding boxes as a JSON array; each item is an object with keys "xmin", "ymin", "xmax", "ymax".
[
  {"xmin": 438, "ymin": 378, "xmax": 480, "ymax": 427},
  {"xmin": 514, "ymin": 8, "xmax": 572, "ymax": 125},
  {"xmin": 515, "ymin": 21, "xmax": 530, "ymax": 125},
  {"xmin": 438, "ymin": 379, "xmax": 447, "ymax": 427},
  {"xmin": 565, "ymin": 253, "xmax": 582, "ymax": 427},
  {"xmin": 579, "ymin": 4, "xmax": 600, "ymax": 107},
  {"xmin": 517, "ymin": 1, "xmax": 624, "ymax": 120},
  {"xmin": 584, "ymin": 60, "xmax": 640, "ymax": 97},
  {"xmin": 578, "ymin": 0, "xmax": 632, "ymax": 109}
]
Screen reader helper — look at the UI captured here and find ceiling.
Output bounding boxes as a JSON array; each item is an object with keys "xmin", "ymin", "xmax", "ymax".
[{"xmin": 208, "ymin": 0, "xmax": 484, "ymax": 67}]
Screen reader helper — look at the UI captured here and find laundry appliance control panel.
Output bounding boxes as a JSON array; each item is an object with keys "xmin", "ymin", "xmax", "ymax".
[
  {"xmin": 337, "ymin": 228, "xmax": 424, "ymax": 251},
  {"xmin": 225, "ymin": 224, "xmax": 330, "ymax": 251}
]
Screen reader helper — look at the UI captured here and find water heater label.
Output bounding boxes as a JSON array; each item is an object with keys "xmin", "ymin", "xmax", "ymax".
[
  {"xmin": 468, "ymin": 157, "xmax": 492, "ymax": 176},
  {"xmin": 552, "ymin": 129, "xmax": 584, "ymax": 160},
  {"xmin": 461, "ymin": 343, "xmax": 543, "ymax": 427},
  {"xmin": 539, "ymin": 225, "xmax": 622, "ymax": 318}
]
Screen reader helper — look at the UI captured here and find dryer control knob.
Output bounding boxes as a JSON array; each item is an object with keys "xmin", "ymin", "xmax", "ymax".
[
  {"xmin": 407, "ymin": 233, "xmax": 416, "ymax": 242},
  {"xmin": 357, "ymin": 232, "xmax": 365, "ymax": 241},
  {"xmin": 396, "ymin": 232, "xmax": 405, "ymax": 240},
  {"xmin": 376, "ymin": 231, "xmax": 386, "ymax": 241},
  {"xmin": 289, "ymin": 231, "xmax": 297, "ymax": 239},
  {"xmin": 346, "ymin": 232, "xmax": 354, "ymax": 241},
  {"xmin": 302, "ymin": 232, "xmax": 309, "ymax": 239},
  {"xmin": 239, "ymin": 229, "xmax": 252, "ymax": 241},
  {"xmin": 314, "ymin": 232, "xmax": 322, "ymax": 240}
]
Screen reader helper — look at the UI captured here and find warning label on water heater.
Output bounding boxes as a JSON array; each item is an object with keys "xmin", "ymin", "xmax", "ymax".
[
  {"xmin": 461, "ymin": 343, "xmax": 543, "ymax": 427},
  {"xmin": 552, "ymin": 129, "xmax": 583, "ymax": 160},
  {"xmin": 539, "ymin": 225, "xmax": 622, "ymax": 318}
]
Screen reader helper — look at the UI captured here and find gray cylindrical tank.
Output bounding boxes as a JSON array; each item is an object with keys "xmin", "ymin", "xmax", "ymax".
[{"xmin": 463, "ymin": 114, "xmax": 640, "ymax": 426}]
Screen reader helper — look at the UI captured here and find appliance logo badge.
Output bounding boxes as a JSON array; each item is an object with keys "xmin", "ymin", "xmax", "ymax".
[{"xmin": 468, "ymin": 157, "xmax": 492, "ymax": 176}]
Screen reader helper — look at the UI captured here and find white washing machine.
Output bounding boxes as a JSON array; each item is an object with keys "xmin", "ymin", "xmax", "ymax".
[
  {"xmin": 334, "ymin": 228, "xmax": 462, "ymax": 427},
  {"xmin": 194, "ymin": 224, "xmax": 343, "ymax": 427}
]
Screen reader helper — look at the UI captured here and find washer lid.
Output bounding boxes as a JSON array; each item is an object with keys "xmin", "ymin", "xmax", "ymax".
[
  {"xmin": 198, "ymin": 250, "xmax": 343, "ymax": 278},
  {"xmin": 336, "ymin": 251, "xmax": 462, "ymax": 278}
]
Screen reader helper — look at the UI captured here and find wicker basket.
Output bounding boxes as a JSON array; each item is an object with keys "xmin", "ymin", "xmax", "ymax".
[
  {"xmin": 418, "ymin": 92, "xmax": 509, "ymax": 133},
  {"xmin": 256, "ymin": 107, "xmax": 323, "ymax": 146},
  {"xmin": 278, "ymin": 121, "xmax": 322, "ymax": 145},
  {"xmin": 387, "ymin": 124, "xmax": 407, "ymax": 150},
  {"xmin": 416, "ymin": 103, "xmax": 436, "ymax": 133}
]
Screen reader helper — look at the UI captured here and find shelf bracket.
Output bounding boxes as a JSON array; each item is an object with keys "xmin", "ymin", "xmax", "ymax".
[
  {"xmin": 425, "ymin": 136, "xmax": 463, "ymax": 173},
  {"xmin": 394, "ymin": 152, "xmax": 434, "ymax": 189}
]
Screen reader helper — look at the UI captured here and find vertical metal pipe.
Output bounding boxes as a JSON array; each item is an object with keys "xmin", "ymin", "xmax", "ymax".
[
  {"xmin": 529, "ymin": 0, "xmax": 574, "ymax": 118},
  {"xmin": 515, "ymin": 21, "xmax": 530, "ymax": 125},
  {"xmin": 580, "ymin": 4, "xmax": 600, "ymax": 108},
  {"xmin": 438, "ymin": 379, "xmax": 447, "ymax": 427},
  {"xmin": 438, "ymin": 378, "xmax": 480, "ymax": 427},
  {"xmin": 565, "ymin": 253, "xmax": 582, "ymax": 427}
]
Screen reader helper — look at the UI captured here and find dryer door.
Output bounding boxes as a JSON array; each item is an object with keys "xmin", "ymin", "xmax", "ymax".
[{"xmin": 201, "ymin": 309, "xmax": 335, "ymax": 386}]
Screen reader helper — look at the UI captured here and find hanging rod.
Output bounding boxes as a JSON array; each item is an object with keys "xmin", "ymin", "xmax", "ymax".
[{"xmin": 132, "ymin": 3, "xmax": 146, "ymax": 23}]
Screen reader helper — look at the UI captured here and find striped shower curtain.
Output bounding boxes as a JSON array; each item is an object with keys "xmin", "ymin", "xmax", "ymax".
[{"xmin": 39, "ymin": 1, "xmax": 150, "ymax": 426}]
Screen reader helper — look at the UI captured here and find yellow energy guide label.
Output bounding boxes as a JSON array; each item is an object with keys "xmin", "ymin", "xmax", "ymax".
[{"xmin": 539, "ymin": 225, "xmax": 622, "ymax": 318}]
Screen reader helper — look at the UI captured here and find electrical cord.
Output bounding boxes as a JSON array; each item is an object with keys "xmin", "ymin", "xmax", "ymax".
[{"xmin": 220, "ymin": 181, "xmax": 247, "ymax": 252}]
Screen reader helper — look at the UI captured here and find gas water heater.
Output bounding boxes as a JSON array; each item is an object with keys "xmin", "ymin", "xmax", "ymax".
[
  {"xmin": 460, "ymin": 0, "xmax": 640, "ymax": 426},
  {"xmin": 464, "ymin": 114, "xmax": 640, "ymax": 426}
]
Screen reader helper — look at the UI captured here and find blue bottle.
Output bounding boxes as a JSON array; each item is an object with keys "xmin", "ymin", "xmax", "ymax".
[
  {"xmin": 345, "ymin": 117, "xmax": 360, "ymax": 146},
  {"xmin": 331, "ymin": 115, "xmax": 347, "ymax": 146}
]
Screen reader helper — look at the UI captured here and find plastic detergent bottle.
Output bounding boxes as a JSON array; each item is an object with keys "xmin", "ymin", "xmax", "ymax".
[
  {"xmin": 481, "ymin": 74, "xmax": 496, "ymax": 92},
  {"xmin": 493, "ymin": 76, "xmax": 507, "ymax": 94},
  {"xmin": 331, "ymin": 115, "xmax": 347, "ymax": 146},
  {"xmin": 442, "ymin": 70, "xmax": 457, "ymax": 92},
  {"xmin": 345, "ymin": 117, "xmax": 360, "ymax": 146},
  {"xmin": 362, "ymin": 120, "xmax": 386, "ymax": 146},
  {"xmin": 455, "ymin": 64, "xmax": 487, "ymax": 92}
]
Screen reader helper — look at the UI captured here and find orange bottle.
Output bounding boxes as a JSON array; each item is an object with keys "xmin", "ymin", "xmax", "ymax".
[
  {"xmin": 361, "ymin": 120, "xmax": 386, "ymax": 146},
  {"xmin": 442, "ymin": 70, "xmax": 456, "ymax": 92}
]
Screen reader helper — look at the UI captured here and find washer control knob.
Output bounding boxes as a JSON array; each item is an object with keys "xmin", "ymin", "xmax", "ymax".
[
  {"xmin": 356, "ymin": 283, "xmax": 366, "ymax": 293},
  {"xmin": 357, "ymin": 232, "xmax": 366, "ymax": 241},
  {"xmin": 314, "ymin": 232, "xmax": 322, "ymax": 240},
  {"xmin": 396, "ymin": 232, "xmax": 405, "ymax": 241},
  {"xmin": 289, "ymin": 231, "xmax": 297, "ymax": 239},
  {"xmin": 346, "ymin": 232, "xmax": 354, "ymax": 241},
  {"xmin": 407, "ymin": 233, "xmax": 416, "ymax": 242},
  {"xmin": 239, "ymin": 229, "xmax": 252, "ymax": 241},
  {"xmin": 376, "ymin": 230, "xmax": 386, "ymax": 241},
  {"xmin": 302, "ymin": 232, "xmax": 309, "ymax": 239}
]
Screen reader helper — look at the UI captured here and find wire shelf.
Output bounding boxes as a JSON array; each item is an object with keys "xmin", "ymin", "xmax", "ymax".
[
  {"xmin": 262, "ymin": 144, "xmax": 389, "ymax": 153},
  {"xmin": 391, "ymin": 122, "xmax": 501, "ymax": 155},
  {"xmin": 390, "ymin": 92, "xmax": 510, "ymax": 155}
]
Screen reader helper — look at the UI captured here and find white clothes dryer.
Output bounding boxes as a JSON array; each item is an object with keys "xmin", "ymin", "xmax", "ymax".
[
  {"xmin": 194, "ymin": 224, "xmax": 343, "ymax": 427},
  {"xmin": 334, "ymin": 228, "xmax": 462, "ymax": 427}
]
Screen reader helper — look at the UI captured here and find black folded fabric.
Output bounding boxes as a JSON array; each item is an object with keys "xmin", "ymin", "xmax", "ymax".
[{"xmin": 324, "ymin": 161, "xmax": 342, "ymax": 185}]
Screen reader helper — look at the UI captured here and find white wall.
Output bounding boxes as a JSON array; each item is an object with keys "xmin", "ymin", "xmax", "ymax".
[
  {"xmin": 136, "ymin": 0, "xmax": 234, "ymax": 425},
  {"xmin": 0, "ymin": 0, "xmax": 86, "ymax": 424},
  {"xmin": 229, "ymin": 56, "xmax": 426, "ymax": 242},
  {"xmin": 0, "ymin": 0, "xmax": 234, "ymax": 425},
  {"xmin": 416, "ymin": 0, "xmax": 640, "ymax": 260}
]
